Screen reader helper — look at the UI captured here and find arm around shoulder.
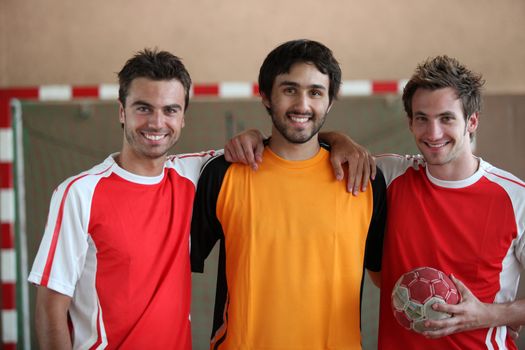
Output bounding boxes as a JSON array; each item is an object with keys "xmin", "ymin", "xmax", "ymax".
[{"xmin": 35, "ymin": 286, "xmax": 73, "ymax": 350}]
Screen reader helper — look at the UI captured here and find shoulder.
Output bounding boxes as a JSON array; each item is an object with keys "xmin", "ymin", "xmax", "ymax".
[
  {"xmin": 166, "ymin": 149, "xmax": 223, "ymax": 185},
  {"xmin": 481, "ymin": 160, "xmax": 525, "ymax": 189},
  {"xmin": 375, "ymin": 153, "xmax": 425, "ymax": 186},
  {"xmin": 55, "ymin": 156, "xmax": 115, "ymax": 195},
  {"xmin": 480, "ymin": 160, "xmax": 525, "ymax": 206},
  {"xmin": 199, "ymin": 154, "xmax": 231, "ymax": 179}
]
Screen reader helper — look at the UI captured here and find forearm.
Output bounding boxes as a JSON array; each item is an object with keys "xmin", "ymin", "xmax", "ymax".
[
  {"xmin": 36, "ymin": 320, "xmax": 72, "ymax": 350},
  {"xmin": 35, "ymin": 286, "xmax": 73, "ymax": 350},
  {"xmin": 318, "ymin": 131, "xmax": 355, "ymax": 146},
  {"xmin": 489, "ymin": 299, "xmax": 525, "ymax": 327}
]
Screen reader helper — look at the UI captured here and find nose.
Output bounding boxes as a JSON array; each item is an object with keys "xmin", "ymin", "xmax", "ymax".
[
  {"xmin": 149, "ymin": 110, "xmax": 164, "ymax": 128},
  {"xmin": 294, "ymin": 93, "xmax": 310, "ymax": 113},
  {"xmin": 426, "ymin": 120, "xmax": 443, "ymax": 140}
]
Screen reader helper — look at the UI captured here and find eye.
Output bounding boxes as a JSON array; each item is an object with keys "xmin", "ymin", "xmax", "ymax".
[
  {"xmin": 165, "ymin": 107, "xmax": 179, "ymax": 115},
  {"xmin": 283, "ymin": 87, "xmax": 296, "ymax": 95},
  {"xmin": 136, "ymin": 106, "xmax": 151, "ymax": 113},
  {"xmin": 310, "ymin": 89, "xmax": 323, "ymax": 97}
]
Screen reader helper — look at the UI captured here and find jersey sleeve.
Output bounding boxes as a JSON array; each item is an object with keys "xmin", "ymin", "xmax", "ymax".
[
  {"xmin": 375, "ymin": 154, "xmax": 424, "ymax": 187},
  {"xmin": 364, "ymin": 167, "xmax": 387, "ymax": 272},
  {"xmin": 190, "ymin": 155, "xmax": 230, "ymax": 273},
  {"xmin": 168, "ymin": 149, "xmax": 224, "ymax": 187},
  {"xmin": 27, "ymin": 177, "xmax": 92, "ymax": 297}
]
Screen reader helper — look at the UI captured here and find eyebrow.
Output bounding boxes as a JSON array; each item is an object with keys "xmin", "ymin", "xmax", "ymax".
[
  {"xmin": 131, "ymin": 100, "xmax": 182, "ymax": 111},
  {"xmin": 278, "ymin": 81, "xmax": 327, "ymax": 90},
  {"xmin": 413, "ymin": 110, "xmax": 457, "ymax": 119}
]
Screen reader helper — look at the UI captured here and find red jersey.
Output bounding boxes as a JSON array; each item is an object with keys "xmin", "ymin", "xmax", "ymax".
[
  {"xmin": 376, "ymin": 155, "xmax": 525, "ymax": 350},
  {"xmin": 29, "ymin": 152, "xmax": 216, "ymax": 349}
]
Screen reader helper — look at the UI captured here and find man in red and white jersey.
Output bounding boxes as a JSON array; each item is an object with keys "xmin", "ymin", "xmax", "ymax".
[
  {"xmin": 371, "ymin": 55, "xmax": 525, "ymax": 350},
  {"xmin": 229, "ymin": 56, "xmax": 525, "ymax": 349},
  {"xmin": 28, "ymin": 49, "xmax": 218, "ymax": 349}
]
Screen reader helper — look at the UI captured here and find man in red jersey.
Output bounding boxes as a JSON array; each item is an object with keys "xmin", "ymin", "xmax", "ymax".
[
  {"xmin": 28, "ymin": 49, "xmax": 216, "ymax": 349},
  {"xmin": 230, "ymin": 56, "xmax": 525, "ymax": 349},
  {"xmin": 372, "ymin": 56, "xmax": 525, "ymax": 350}
]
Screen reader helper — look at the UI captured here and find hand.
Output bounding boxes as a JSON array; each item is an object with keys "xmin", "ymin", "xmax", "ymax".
[
  {"xmin": 327, "ymin": 133, "xmax": 376, "ymax": 195},
  {"xmin": 224, "ymin": 129, "xmax": 265, "ymax": 170},
  {"xmin": 508, "ymin": 325, "xmax": 522, "ymax": 340},
  {"xmin": 423, "ymin": 275, "xmax": 493, "ymax": 338}
]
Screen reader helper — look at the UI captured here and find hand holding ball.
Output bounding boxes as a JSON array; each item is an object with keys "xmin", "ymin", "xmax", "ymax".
[{"xmin": 391, "ymin": 267, "xmax": 460, "ymax": 333}]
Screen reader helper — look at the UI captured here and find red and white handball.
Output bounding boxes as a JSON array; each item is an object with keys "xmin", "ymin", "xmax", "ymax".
[{"xmin": 391, "ymin": 266, "xmax": 460, "ymax": 333}]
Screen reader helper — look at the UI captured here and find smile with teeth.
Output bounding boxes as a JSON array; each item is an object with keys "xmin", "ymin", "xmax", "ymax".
[
  {"xmin": 425, "ymin": 141, "xmax": 449, "ymax": 148},
  {"xmin": 143, "ymin": 132, "xmax": 166, "ymax": 141},
  {"xmin": 288, "ymin": 113, "xmax": 311, "ymax": 123}
]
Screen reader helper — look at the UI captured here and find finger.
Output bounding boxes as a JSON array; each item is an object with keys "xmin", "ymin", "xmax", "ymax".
[
  {"xmin": 423, "ymin": 318, "xmax": 461, "ymax": 339},
  {"xmin": 345, "ymin": 154, "xmax": 358, "ymax": 194},
  {"xmin": 254, "ymin": 140, "xmax": 264, "ymax": 165},
  {"xmin": 369, "ymin": 154, "xmax": 377, "ymax": 180},
  {"xmin": 329, "ymin": 156, "xmax": 345, "ymax": 182},
  {"xmin": 430, "ymin": 301, "xmax": 459, "ymax": 315},
  {"xmin": 352, "ymin": 155, "xmax": 364, "ymax": 195},
  {"xmin": 450, "ymin": 275, "xmax": 471, "ymax": 298},
  {"xmin": 508, "ymin": 327, "xmax": 519, "ymax": 340},
  {"xmin": 360, "ymin": 155, "xmax": 370, "ymax": 192},
  {"xmin": 240, "ymin": 139, "xmax": 258, "ymax": 171},
  {"xmin": 232, "ymin": 139, "xmax": 248, "ymax": 165},
  {"xmin": 224, "ymin": 143, "xmax": 232, "ymax": 162},
  {"xmin": 423, "ymin": 327, "xmax": 456, "ymax": 339}
]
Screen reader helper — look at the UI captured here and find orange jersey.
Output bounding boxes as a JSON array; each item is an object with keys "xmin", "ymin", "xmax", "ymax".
[{"xmin": 191, "ymin": 147, "xmax": 387, "ymax": 349}]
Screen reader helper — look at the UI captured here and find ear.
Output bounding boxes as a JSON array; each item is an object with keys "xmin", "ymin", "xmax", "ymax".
[
  {"xmin": 119, "ymin": 102, "xmax": 125, "ymax": 124},
  {"xmin": 261, "ymin": 92, "xmax": 271, "ymax": 110},
  {"xmin": 467, "ymin": 112, "xmax": 479, "ymax": 134},
  {"xmin": 407, "ymin": 115, "xmax": 414, "ymax": 132},
  {"xmin": 327, "ymin": 102, "xmax": 334, "ymax": 114},
  {"xmin": 181, "ymin": 115, "xmax": 185, "ymax": 129}
]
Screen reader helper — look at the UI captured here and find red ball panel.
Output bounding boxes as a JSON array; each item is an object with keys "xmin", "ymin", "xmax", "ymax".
[{"xmin": 408, "ymin": 280, "xmax": 433, "ymax": 304}]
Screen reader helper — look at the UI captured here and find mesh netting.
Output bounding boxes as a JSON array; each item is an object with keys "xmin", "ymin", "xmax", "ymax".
[{"xmin": 18, "ymin": 96, "xmax": 415, "ymax": 349}]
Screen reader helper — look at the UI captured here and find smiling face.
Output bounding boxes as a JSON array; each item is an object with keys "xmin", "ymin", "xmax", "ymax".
[
  {"xmin": 409, "ymin": 87, "xmax": 479, "ymax": 179},
  {"xmin": 263, "ymin": 62, "xmax": 332, "ymax": 148},
  {"xmin": 119, "ymin": 77, "xmax": 186, "ymax": 166}
]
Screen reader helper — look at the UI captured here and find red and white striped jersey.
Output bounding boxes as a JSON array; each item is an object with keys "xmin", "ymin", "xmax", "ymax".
[
  {"xmin": 376, "ymin": 155, "xmax": 525, "ymax": 350},
  {"xmin": 28, "ymin": 151, "xmax": 217, "ymax": 349}
]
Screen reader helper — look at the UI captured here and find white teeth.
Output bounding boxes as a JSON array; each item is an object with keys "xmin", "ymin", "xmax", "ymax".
[
  {"xmin": 427, "ymin": 142, "xmax": 447, "ymax": 148},
  {"xmin": 144, "ymin": 133, "xmax": 164, "ymax": 141},
  {"xmin": 290, "ymin": 116, "xmax": 308, "ymax": 123}
]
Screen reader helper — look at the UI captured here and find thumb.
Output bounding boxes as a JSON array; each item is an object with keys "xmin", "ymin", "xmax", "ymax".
[{"xmin": 451, "ymin": 274, "xmax": 471, "ymax": 300}]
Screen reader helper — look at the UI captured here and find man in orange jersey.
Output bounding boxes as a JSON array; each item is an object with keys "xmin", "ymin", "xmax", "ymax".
[{"xmin": 191, "ymin": 39, "xmax": 387, "ymax": 349}]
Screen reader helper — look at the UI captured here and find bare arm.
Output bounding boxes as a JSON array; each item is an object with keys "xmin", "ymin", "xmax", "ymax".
[
  {"xmin": 367, "ymin": 270, "xmax": 381, "ymax": 288},
  {"xmin": 318, "ymin": 131, "xmax": 376, "ymax": 195},
  {"xmin": 35, "ymin": 286, "xmax": 73, "ymax": 350},
  {"xmin": 423, "ymin": 275, "xmax": 525, "ymax": 338}
]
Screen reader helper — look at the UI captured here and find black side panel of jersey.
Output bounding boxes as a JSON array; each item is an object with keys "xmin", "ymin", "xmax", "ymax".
[
  {"xmin": 190, "ymin": 154, "xmax": 231, "ymax": 342},
  {"xmin": 191, "ymin": 155, "xmax": 230, "ymax": 272},
  {"xmin": 364, "ymin": 167, "xmax": 387, "ymax": 272}
]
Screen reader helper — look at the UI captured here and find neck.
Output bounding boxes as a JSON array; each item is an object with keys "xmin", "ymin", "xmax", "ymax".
[
  {"xmin": 117, "ymin": 150, "xmax": 166, "ymax": 177},
  {"xmin": 268, "ymin": 134, "xmax": 320, "ymax": 161},
  {"xmin": 427, "ymin": 154, "xmax": 480, "ymax": 181}
]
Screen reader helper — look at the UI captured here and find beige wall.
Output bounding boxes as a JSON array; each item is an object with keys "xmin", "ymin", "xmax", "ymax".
[{"xmin": 1, "ymin": 0, "xmax": 525, "ymax": 92}]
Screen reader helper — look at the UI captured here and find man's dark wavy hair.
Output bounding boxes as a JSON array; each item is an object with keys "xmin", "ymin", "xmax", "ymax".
[
  {"xmin": 118, "ymin": 48, "xmax": 192, "ymax": 111},
  {"xmin": 258, "ymin": 39, "xmax": 341, "ymax": 114}
]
